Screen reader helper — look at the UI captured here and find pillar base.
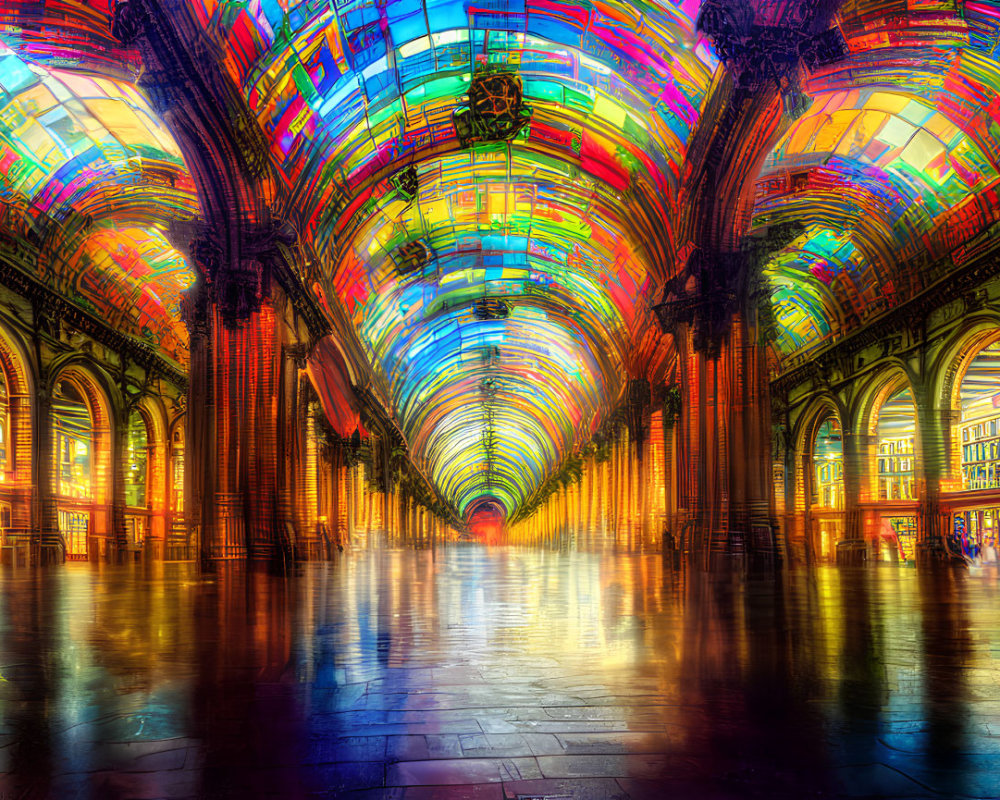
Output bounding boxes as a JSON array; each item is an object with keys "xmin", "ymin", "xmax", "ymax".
[
  {"xmin": 916, "ymin": 538, "xmax": 960, "ymax": 567},
  {"xmin": 37, "ymin": 543, "xmax": 64, "ymax": 565},
  {"xmin": 836, "ymin": 538, "xmax": 868, "ymax": 565}
]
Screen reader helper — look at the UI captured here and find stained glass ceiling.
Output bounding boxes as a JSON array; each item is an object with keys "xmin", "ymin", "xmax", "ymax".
[
  {"xmin": 190, "ymin": 0, "xmax": 713, "ymax": 516},
  {"xmin": 5, "ymin": 1, "xmax": 1000, "ymax": 518},
  {"xmin": 184, "ymin": 0, "xmax": 1000, "ymax": 515},
  {"xmin": 0, "ymin": 1, "xmax": 197, "ymax": 362},
  {"xmin": 756, "ymin": 0, "xmax": 1000, "ymax": 357}
]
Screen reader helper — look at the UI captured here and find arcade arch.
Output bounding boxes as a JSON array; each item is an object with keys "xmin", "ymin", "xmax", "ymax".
[
  {"xmin": 0, "ymin": 325, "xmax": 32, "ymax": 534},
  {"xmin": 943, "ymin": 333, "xmax": 1000, "ymax": 561},
  {"xmin": 810, "ymin": 416, "xmax": 844, "ymax": 560},
  {"xmin": 793, "ymin": 399, "xmax": 845, "ymax": 562},
  {"xmin": 50, "ymin": 367, "xmax": 114, "ymax": 559},
  {"xmin": 859, "ymin": 374, "xmax": 919, "ymax": 561}
]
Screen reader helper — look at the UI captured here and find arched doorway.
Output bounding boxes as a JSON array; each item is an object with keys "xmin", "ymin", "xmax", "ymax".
[
  {"xmin": 811, "ymin": 416, "xmax": 844, "ymax": 560},
  {"xmin": 124, "ymin": 408, "xmax": 158, "ymax": 555},
  {"xmin": 950, "ymin": 338, "xmax": 1000, "ymax": 561},
  {"xmin": 870, "ymin": 385, "xmax": 918, "ymax": 561},
  {"xmin": 0, "ymin": 328, "xmax": 32, "ymax": 541},
  {"xmin": 51, "ymin": 371, "xmax": 112, "ymax": 560}
]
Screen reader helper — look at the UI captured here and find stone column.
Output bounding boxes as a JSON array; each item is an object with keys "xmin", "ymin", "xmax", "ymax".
[
  {"xmin": 181, "ymin": 278, "xmax": 216, "ymax": 564},
  {"xmin": 726, "ymin": 313, "xmax": 776, "ymax": 559},
  {"xmin": 838, "ymin": 429, "xmax": 871, "ymax": 563},
  {"xmin": 212, "ymin": 298, "xmax": 281, "ymax": 561},
  {"xmin": 183, "ymin": 245, "xmax": 301, "ymax": 564},
  {"xmin": 277, "ymin": 340, "xmax": 307, "ymax": 560},
  {"xmin": 917, "ymin": 403, "xmax": 960, "ymax": 564},
  {"xmin": 673, "ymin": 315, "xmax": 775, "ymax": 563},
  {"xmin": 110, "ymin": 407, "xmax": 130, "ymax": 562},
  {"xmin": 33, "ymin": 388, "xmax": 61, "ymax": 564}
]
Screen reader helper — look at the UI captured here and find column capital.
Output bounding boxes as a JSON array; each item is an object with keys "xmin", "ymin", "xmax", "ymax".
[
  {"xmin": 177, "ymin": 219, "xmax": 300, "ymax": 327},
  {"xmin": 213, "ymin": 263, "xmax": 265, "ymax": 326},
  {"xmin": 653, "ymin": 248, "xmax": 744, "ymax": 359},
  {"xmin": 180, "ymin": 277, "xmax": 212, "ymax": 338},
  {"xmin": 110, "ymin": 0, "xmax": 150, "ymax": 48},
  {"xmin": 697, "ymin": 0, "xmax": 843, "ymax": 91}
]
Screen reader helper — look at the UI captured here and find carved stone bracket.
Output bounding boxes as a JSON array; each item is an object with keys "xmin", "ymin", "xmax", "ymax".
[
  {"xmin": 111, "ymin": 0, "xmax": 150, "ymax": 47},
  {"xmin": 0, "ymin": 249, "xmax": 186, "ymax": 388},
  {"xmin": 180, "ymin": 276, "xmax": 212, "ymax": 339},
  {"xmin": 654, "ymin": 248, "xmax": 744, "ymax": 359}
]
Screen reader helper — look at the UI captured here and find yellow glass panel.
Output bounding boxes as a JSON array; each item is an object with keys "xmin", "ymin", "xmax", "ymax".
[
  {"xmin": 812, "ymin": 110, "xmax": 860, "ymax": 153},
  {"xmin": 864, "ymin": 92, "xmax": 910, "ymax": 116}
]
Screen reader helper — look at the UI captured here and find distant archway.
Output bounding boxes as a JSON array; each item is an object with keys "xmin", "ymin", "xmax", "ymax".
[
  {"xmin": 0, "ymin": 324, "xmax": 33, "ymax": 531},
  {"xmin": 793, "ymin": 398, "xmax": 845, "ymax": 562},
  {"xmin": 50, "ymin": 367, "xmax": 113, "ymax": 559},
  {"xmin": 860, "ymin": 373, "xmax": 918, "ymax": 561},
  {"xmin": 946, "ymin": 333, "xmax": 1000, "ymax": 561}
]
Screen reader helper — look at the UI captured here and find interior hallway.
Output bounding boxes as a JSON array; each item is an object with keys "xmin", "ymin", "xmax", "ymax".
[{"xmin": 1, "ymin": 544, "xmax": 998, "ymax": 799}]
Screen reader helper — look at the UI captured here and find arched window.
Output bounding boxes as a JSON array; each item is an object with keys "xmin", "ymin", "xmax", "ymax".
[
  {"xmin": 957, "ymin": 340, "xmax": 1000, "ymax": 491},
  {"xmin": 0, "ymin": 330, "xmax": 33, "ymax": 531},
  {"xmin": 53, "ymin": 379, "xmax": 93, "ymax": 557},
  {"xmin": 812, "ymin": 417, "xmax": 843, "ymax": 509},
  {"xmin": 53, "ymin": 380, "xmax": 93, "ymax": 501},
  {"xmin": 125, "ymin": 411, "xmax": 149, "ymax": 508},
  {"xmin": 876, "ymin": 388, "xmax": 916, "ymax": 502}
]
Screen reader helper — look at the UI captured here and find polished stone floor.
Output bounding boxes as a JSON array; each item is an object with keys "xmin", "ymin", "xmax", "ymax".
[{"xmin": 1, "ymin": 547, "xmax": 999, "ymax": 799}]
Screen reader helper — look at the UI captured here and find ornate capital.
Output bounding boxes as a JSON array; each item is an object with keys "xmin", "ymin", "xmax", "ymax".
[
  {"xmin": 111, "ymin": 0, "xmax": 150, "ymax": 47},
  {"xmin": 180, "ymin": 277, "xmax": 212, "ymax": 338},
  {"xmin": 654, "ymin": 248, "xmax": 744, "ymax": 360},
  {"xmin": 697, "ymin": 0, "xmax": 843, "ymax": 93},
  {"xmin": 179, "ymin": 221, "xmax": 301, "ymax": 327},
  {"xmin": 214, "ymin": 264, "xmax": 264, "ymax": 327}
]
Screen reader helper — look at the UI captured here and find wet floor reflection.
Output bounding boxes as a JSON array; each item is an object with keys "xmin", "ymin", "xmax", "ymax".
[{"xmin": 0, "ymin": 550, "xmax": 999, "ymax": 798}]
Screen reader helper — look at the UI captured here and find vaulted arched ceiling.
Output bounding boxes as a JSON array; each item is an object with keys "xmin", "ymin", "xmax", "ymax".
[
  {"xmin": 754, "ymin": 0, "xmax": 1000, "ymax": 358},
  {"xmin": 4, "ymin": 0, "xmax": 1000, "ymax": 519},
  {"xmin": 190, "ymin": 0, "xmax": 713, "ymax": 515},
  {"xmin": 0, "ymin": 0, "xmax": 198, "ymax": 363}
]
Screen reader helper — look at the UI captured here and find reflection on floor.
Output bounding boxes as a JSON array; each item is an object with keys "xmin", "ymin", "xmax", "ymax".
[{"xmin": 0, "ymin": 547, "xmax": 999, "ymax": 799}]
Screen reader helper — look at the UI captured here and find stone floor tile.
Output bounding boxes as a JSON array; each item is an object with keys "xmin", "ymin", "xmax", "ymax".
[
  {"xmin": 502, "ymin": 776, "xmax": 627, "ymax": 799},
  {"xmin": 2, "ymin": 550, "xmax": 1000, "ymax": 799},
  {"xmin": 387, "ymin": 757, "xmax": 543, "ymax": 786}
]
